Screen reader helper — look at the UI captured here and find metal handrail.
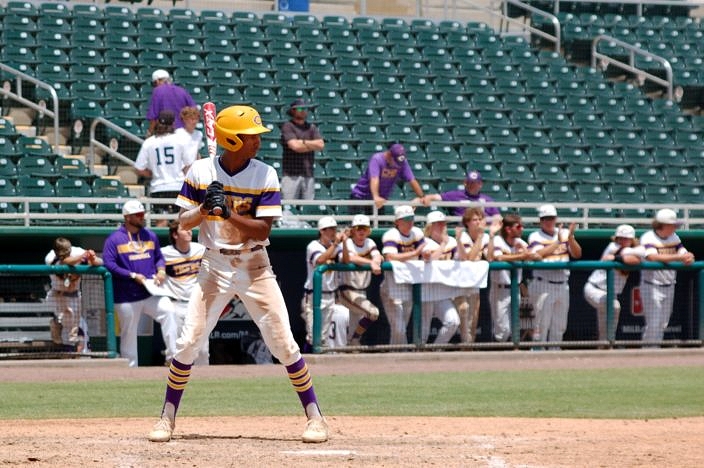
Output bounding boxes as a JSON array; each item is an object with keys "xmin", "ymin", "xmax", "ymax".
[
  {"xmin": 591, "ymin": 34, "xmax": 674, "ymax": 100},
  {"xmin": 88, "ymin": 117, "xmax": 144, "ymax": 173},
  {"xmin": 0, "ymin": 63, "xmax": 60, "ymax": 148}
]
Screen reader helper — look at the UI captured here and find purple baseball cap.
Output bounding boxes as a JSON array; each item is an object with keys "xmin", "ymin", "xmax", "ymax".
[
  {"xmin": 389, "ymin": 143, "xmax": 406, "ymax": 162},
  {"xmin": 466, "ymin": 170, "xmax": 482, "ymax": 182}
]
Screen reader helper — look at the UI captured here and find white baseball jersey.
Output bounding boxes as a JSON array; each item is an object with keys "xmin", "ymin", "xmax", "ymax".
[
  {"xmin": 45, "ymin": 246, "xmax": 86, "ymax": 292},
  {"xmin": 339, "ymin": 237, "xmax": 381, "ymax": 290},
  {"xmin": 175, "ymin": 127, "xmax": 204, "ymax": 162},
  {"xmin": 381, "ymin": 226, "xmax": 425, "ymax": 257},
  {"xmin": 640, "ymin": 230, "xmax": 688, "ymax": 285},
  {"xmin": 135, "ymin": 132, "xmax": 194, "ymax": 193},
  {"xmin": 527, "ymin": 228, "xmax": 573, "ymax": 282},
  {"xmin": 490, "ymin": 235, "xmax": 528, "ymax": 285},
  {"xmin": 161, "ymin": 242, "xmax": 206, "ymax": 302},
  {"xmin": 457, "ymin": 231, "xmax": 490, "ymax": 260},
  {"xmin": 303, "ymin": 239, "xmax": 342, "ymax": 293},
  {"xmin": 587, "ymin": 243, "xmax": 645, "ymax": 293},
  {"xmin": 177, "ymin": 157, "xmax": 282, "ymax": 250},
  {"xmin": 423, "ymin": 236, "xmax": 458, "ymax": 259}
]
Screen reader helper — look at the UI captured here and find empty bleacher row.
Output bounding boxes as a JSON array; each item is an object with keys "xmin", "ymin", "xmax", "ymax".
[{"xmin": 1, "ymin": 1, "xmax": 703, "ymax": 222}]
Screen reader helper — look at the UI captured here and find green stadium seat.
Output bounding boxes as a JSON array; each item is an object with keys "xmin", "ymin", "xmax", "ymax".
[
  {"xmin": 73, "ymin": 4, "xmax": 103, "ymax": 19},
  {"xmin": 56, "ymin": 177, "xmax": 93, "ymax": 197},
  {"xmin": 643, "ymin": 184, "xmax": 678, "ymax": 203},
  {"xmin": 510, "ymin": 182, "xmax": 545, "ymax": 202},
  {"xmin": 0, "ymin": 157, "xmax": 18, "ymax": 179},
  {"xmin": 92, "ymin": 177, "xmax": 130, "ymax": 197},
  {"xmin": 544, "ymin": 183, "xmax": 579, "ymax": 202}
]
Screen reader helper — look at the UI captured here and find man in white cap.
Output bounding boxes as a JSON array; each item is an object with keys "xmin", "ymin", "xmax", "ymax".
[
  {"xmin": 102, "ymin": 199, "xmax": 178, "ymax": 367},
  {"xmin": 526, "ymin": 204, "xmax": 582, "ymax": 346},
  {"xmin": 339, "ymin": 214, "xmax": 383, "ymax": 345},
  {"xmin": 380, "ymin": 205, "xmax": 426, "ymax": 344},
  {"xmin": 301, "ymin": 216, "xmax": 348, "ymax": 349},
  {"xmin": 584, "ymin": 224, "xmax": 644, "ymax": 343},
  {"xmin": 639, "ymin": 209, "xmax": 694, "ymax": 344},
  {"xmin": 146, "ymin": 69, "xmax": 196, "ymax": 136}
]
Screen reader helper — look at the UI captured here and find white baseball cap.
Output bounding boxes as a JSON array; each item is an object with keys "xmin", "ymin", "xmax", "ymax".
[
  {"xmin": 152, "ymin": 69, "xmax": 170, "ymax": 81},
  {"xmin": 317, "ymin": 216, "xmax": 337, "ymax": 230},
  {"xmin": 122, "ymin": 199, "xmax": 145, "ymax": 215},
  {"xmin": 614, "ymin": 224, "xmax": 636, "ymax": 239},
  {"xmin": 426, "ymin": 210, "xmax": 447, "ymax": 225},
  {"xmin": 537, "ymin": 204, "xmax": 557, "ymax": 218},
  {"xmin": 394, "ymin": 205, "xmax": 414, "ymax": 221},
  {"xmin": 655, "ymin": 208, "xmax": 679, "ymax": 225},
  {"xmin": 351, "ymin": 214, "xmax": 371, "ymax": 227}
]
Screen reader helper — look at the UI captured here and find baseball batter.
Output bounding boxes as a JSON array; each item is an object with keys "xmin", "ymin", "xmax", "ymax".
[
  {"xmin": 380, "ymin": 205, "xmax": 425, "ymax": 345},
  {"xmin": 527, "ymin": 204, "xmax": 582, "ymax": 345},
  {"xmin": 338, "ymin": 214, "xmax": 383, "ymax": 345},
  {"xmin": 584, "ymin": 224, "xmax": 643, "ymax": 342},
  {"xmin": 639, "ymin": 209, "xmax": 694, "ymax": 344},
  {"xmin": 148, "ymin": 105, "xmax": 328, "ymax": 444}
]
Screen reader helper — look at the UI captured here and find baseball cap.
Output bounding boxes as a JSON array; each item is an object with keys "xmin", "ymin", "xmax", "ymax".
[
  {"xmin": 537, "ymin": 204, "xmax": 557, "ymax": 218},
  {"xmin": 351, "ymin": 214, "xmax": 371, "ymax": 227},
  {"xmin": 122, "ymin": 199, "xmax": 146, "ymax": 215},
  {"xmin": 157, "ymin": 110, "xmax": 175, "ymax": 125},
  {"xmin": 614, "ymin": 224, "xmax": 636, "ymax": 239},
  {"xmin": 289, "ymin": 98, "xmax": 312, "ymax": 110},
  {"xmin": 151, "ymin": 69, "xmax": 170, "ymax": 82},
  {"xmin": 655, "ymin": 208, "xmax": 679, "ymax": 225},
  {"xmin": 426, "ymin": 210, "xmax": 447, "ymax": 225},
  {"xmin": 466, "ymin": 170, "xmax": 482, "ymax": 182},
  {"xmin": 394, "ymin": 205, "xmax": 414, "ymax": 221},
  {"xmin": 317, "ymin": 216, "xmax": 337, "ymax": 230},
  {"xmin": 389, "ymin": 143, "xmax": 406, "ymax": 162}
]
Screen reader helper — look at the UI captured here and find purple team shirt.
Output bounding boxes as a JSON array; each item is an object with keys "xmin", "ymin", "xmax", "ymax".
[
  {"xmin": 441, "ymin": 190, "xmax": 501, "ymax": 218},
  {"xmin": 351, "ymin": 152, "xmax": 416, "ymax": 200},
  {"xmin": 103, "ymin": 225, "xmax": 166, "ymax": 304},
  {"xmin": 146, "ymin": 83, "xmax": 196, "ymax": 129}
]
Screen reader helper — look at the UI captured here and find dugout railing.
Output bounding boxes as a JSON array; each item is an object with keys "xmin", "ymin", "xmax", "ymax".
[
  {"xmin": 310, "ymin": 260, "xmax": 704, "ymax": 353},
  {"xmin": 0, "ymin": 264, "xmax": 117, "ymax": 359}
]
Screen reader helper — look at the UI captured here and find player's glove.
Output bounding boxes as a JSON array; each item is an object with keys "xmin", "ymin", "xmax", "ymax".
[{"xmin": 204, "ymin": 181, "xmax": 231, "ymax": 219}]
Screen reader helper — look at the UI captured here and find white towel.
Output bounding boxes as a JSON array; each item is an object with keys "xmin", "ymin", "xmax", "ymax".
[{"xmin": 390, "ymin": 260, "xmax": 489, "ymax": 287}]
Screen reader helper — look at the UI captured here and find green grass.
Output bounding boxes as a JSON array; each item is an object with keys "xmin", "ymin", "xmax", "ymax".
[{"xmin": 2, "ymin": 367, "xmax": 703, "ymax": 420}]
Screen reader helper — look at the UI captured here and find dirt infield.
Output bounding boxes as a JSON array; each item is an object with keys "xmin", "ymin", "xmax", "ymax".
[{"xmin": 2, "ymin": 350, "xmax": 704, "ymax": 467}]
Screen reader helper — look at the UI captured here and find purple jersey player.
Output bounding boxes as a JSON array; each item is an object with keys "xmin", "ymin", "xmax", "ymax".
[
  {"xmin": 420, "ymin": 169, "xmax": 500, "ymax": 218},
  {"xmin": 350, "ymin": 143, "xmax": 425, "ymax": 213}
]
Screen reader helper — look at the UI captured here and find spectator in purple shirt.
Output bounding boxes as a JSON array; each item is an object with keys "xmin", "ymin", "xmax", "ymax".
[
  {"xmin": 146, "ymin": 69, "xmax": 196, "ymax": 137},
  {"xmin": 102, "ymin": 199, "xmax": 178, "ymax": 367},
  {"xmin": 350, "ymin": 143, "xmax": 425, "ymax": 214},
  {"xmin": 419, "ymin": 170, "xmax": 500, "ymax": 219}
]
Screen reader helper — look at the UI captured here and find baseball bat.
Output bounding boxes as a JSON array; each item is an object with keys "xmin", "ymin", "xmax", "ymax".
[{"xmin": 202, "ymin": 102, "xmax": 223, "ymax": 216}]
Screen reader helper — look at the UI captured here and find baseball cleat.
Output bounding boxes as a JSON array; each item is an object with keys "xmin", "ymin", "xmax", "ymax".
[
  {"xmin": 148, "ymin": 417, "xmax": 174, "ymax": 442},
  {"xmin": 302, "ymin": 417, "xmax": 329, "ymax": 443}
]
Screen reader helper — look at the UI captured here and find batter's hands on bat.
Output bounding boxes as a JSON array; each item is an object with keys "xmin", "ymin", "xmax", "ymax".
[{"xmin": 204, "ymin": 181, "xmax": 231, "ymax": 219}]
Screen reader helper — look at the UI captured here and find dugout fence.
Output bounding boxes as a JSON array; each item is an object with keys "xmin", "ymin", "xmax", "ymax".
[
  {"xmin": 311, "ymin": 260, "xmax": 704, "ymax": 353},
  {"xmin": 0, "ymin": 264, "xmax": 116, "ymax": 360}
]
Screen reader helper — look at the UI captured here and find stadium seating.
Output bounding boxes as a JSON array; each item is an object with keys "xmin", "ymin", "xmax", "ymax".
[{"xmin": 1, "ymin": 3, "xmax": 703, "ymax": 216}]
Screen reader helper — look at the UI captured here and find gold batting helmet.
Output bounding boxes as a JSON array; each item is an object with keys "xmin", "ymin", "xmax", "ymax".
[{"xmin": 214, "ymin": 105, "xmax": 271, "ymax": 152}]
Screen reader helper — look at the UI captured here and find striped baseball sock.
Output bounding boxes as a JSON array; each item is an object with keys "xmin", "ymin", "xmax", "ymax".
[
  {"xmin": 286, "ymin": 357, "xmax": 322, "ymax": 419},
  {"xmin": 160, "ymin": 359, "xmax": 192, "ymax": 420},
  {"xmin": 352, "ymin": 317, "xmax": 373, "ymax": 339}
]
